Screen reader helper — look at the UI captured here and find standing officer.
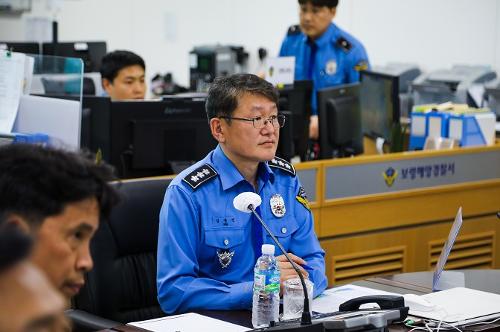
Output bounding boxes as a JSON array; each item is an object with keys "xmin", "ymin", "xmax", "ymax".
[
  {"xmin": 279, "ymin": 0, "xmax": 370, "ymax": 140},
  {"xmin": 157, "ymin": 74, "xmax": 326, "ymax": 314}
]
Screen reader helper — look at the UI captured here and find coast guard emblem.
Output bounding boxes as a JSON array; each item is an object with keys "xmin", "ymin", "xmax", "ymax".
[
  {"xmin": 383, "ymin": 167, "xmax": 398, "ymax": 187},
  {"xmin": 270, "ymin": 194, "xmax": 286, "ymax": 218},
  {"xmin": 217, "ymin": 249, "xmax": 234, "ymax": 269}
]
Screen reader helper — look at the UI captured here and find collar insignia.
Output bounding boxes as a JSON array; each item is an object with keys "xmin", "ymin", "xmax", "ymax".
[
  {"xmin": 268, "ymin": 157, "xmax": 296, "ymax": 176},
  {"xmin": 182, "ymin": 164, "xmax": 217, "ymax": 190}
]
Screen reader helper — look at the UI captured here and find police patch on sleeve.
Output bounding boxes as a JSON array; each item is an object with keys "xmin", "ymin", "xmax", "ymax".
[
  {"xmin": 268, "ymin": 157, "xmax": 296, "ymax": 176},
  {"xmin": 182, "ymin": 164, "xmax": 217, "ymax": 190},
  {"xmin": 296, "ymin": 186, "xmax": 310, "ymax": 211},
  {"xmin": 354, "ymin": 60, "xmax": 369, "ymax": 72}
]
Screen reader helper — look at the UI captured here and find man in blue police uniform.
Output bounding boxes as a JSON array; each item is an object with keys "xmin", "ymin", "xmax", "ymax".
[
  {"xmin": 157, "ymin": 74, "xmax": 327, "ymax": 314},
  {"xmin": 279, "ymin": 0, "xmax": 370, "ymax": 140}
]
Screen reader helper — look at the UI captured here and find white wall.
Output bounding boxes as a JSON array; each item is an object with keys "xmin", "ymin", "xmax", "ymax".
[{"xmin": 1, "ymin": 0, "xmax": 499, "ymax": 87}]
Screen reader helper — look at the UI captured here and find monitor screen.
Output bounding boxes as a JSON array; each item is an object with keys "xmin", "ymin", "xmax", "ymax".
[
  {"xmin": 110, "ymin": 97, "xmax": 217, "ymax": 178},
  {"xmin": 42, "ymin": 41, "xmax": 107, "ymax": 73},
  {"xmin": 360, "ymin": 71, "xmax": 400, "ymax": 142},
  {"xmin": 0, "ymin": 42, "xmax": 39, "ymax": 54},
  {"xmin": 317, "ymin": 83, "xmax": 363, "ymax": 159},
  {"xmin": 277, "ymin": 80, "xmax": 313, "ymax": 160}
]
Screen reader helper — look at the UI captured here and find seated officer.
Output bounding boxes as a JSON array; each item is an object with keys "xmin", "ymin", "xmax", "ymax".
[
  {"xmin": 157, "ymin": 73, "xmax": 327, "ymax": 314},
  {"xmin": 0, "ymin": 144, "xmax": 119, "ymax": 301},
  {"xmin": 0, "ymin": 222, "xmax": 67, "ymax": 332},
  {"xmin": 279, "ymin": 0, "xmax": 370, "ymax": 140},
  {"xmin": 100, "ymin": 50, "xmax": 146, "ymax": 100}
]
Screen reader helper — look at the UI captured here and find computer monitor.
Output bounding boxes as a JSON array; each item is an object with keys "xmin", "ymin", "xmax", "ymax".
[
  {"xmin": 277, "ymin": 80, "xmax": 313, "ymax": 160},
  {"xmin": 0, "ymin": 41, "xmax": 39, "ymax": 54},
  {"xmin": 42, "ymin": 41, "xmax": 107, "ymax": 72},
  {"xmin": 360, "ymin": 71, "xmax": 401, "ymax": 142},
  {"xmin": 317, "ymin": 83, "xmax": 363, "ymax": 159},
  {"xmin": 110, "ymin": 97, "xmax": 217, "ymax": 178}
]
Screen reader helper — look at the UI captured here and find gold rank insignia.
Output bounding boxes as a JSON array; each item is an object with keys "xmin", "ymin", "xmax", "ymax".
[
  {"xmin": 296, "ymin": 186, "xmax": 310, "ymax": 211},
  {"xmin": 354, "ymin": 60, "xmax": 369, "ymax": 72}
]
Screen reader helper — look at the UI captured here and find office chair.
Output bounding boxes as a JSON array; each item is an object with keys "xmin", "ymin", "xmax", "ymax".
[{"xmin": 68, "ymin": 177, "xmax": 172, "ymax": 331}]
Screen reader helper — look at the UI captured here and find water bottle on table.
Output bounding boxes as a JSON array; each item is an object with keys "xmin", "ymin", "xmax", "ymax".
[{"xmin": 252, "ymin": 244, "xmax": 280, "ymax": 328}]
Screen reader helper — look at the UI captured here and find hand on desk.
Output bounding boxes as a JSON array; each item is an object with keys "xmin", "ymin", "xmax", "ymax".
[{"xmin": 277, "ymin": 253, "xmax": 309, "ymax": 295}]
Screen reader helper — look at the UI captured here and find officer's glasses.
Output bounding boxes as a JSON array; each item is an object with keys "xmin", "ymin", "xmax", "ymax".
[{"xmin": 219, "ymin": 114, "xmax": 286, "ymax": 129}]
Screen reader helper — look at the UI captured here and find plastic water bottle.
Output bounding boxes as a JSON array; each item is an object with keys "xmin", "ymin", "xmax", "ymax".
[{"xmin": 252, "ymin": 244, "xmax": 280, "ymax": 328}]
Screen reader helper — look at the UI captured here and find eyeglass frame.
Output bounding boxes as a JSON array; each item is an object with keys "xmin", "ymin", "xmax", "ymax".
[{"xmin": 218, "ymin": 114, "xmax": 286, "ymax": 129}]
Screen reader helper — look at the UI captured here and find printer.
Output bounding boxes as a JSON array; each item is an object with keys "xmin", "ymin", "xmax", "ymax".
[
  {"xmin": 411, "ymin": 65, "xmax": 497, "ymax": 108},
  {"xmin": 371, "ymin": 63, "xmax": 421, "ymax": 117},
  {"xmin": 484, "ymin": 78, "xmax": 500, "ymax": 119},
  {"xmin": 189, "ymin": 44, "xmax": 248, "ymax": 92}
]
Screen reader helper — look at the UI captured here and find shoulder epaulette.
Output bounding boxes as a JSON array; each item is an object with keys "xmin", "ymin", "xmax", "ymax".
[
  {"xmin": 336, "ymin": 37, "xmax": 352, "ymax": 52},
  {"xmin": 268, "ymin": 157, "xmax": 296, "ymax": 176},
  {"xmin": 287, "ymin": 25, "xmax": 301, "ymax": 36},
  {"xmin": 182, "ymin": 164, "xmax": 218, "ymax": 190}
]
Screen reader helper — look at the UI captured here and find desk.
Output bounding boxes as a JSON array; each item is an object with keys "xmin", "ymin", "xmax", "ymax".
[{"xmin": 103, "ymin": 270, "xmax": 500, "ymax": 332}]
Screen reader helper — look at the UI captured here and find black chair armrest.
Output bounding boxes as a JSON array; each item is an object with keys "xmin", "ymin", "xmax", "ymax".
[{"xmin": 66, "ymin": 309, "xmax": 121, "ymax": 332}]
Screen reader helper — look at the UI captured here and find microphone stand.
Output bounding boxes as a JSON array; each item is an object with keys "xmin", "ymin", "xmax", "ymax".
[{"xmin": 248, "ymin": 204, "xmax": 312, "ymax": 326}]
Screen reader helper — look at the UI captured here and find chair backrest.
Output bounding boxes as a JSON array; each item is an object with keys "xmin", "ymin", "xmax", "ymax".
[{"xmin": 72, "ymin": 177, "xmax": 172, "ymax": 323}]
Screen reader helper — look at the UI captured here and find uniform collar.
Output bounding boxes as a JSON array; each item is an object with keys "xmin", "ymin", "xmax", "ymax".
[
  {"xmin": 211, "ymin": 145, "xmax": 275, "ymax": 191},
  {"xmin": 314, "ymin": 22, "xmax": 339, "ymax": 48}
]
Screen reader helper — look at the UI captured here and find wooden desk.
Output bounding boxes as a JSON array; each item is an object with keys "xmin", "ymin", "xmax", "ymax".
[{"xmin": 103, "ymin": 270, "xmax": 500, "ymax": 332}]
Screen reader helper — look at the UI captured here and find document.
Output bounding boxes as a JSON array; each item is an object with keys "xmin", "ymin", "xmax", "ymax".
[
  {"xmin": 128, "ymin": 312, "xmax": 249, "ymax": 332},
  {"xmin": 0, "ymin": 50, "xmax": 25, "ymax": 132},
  {"xmin": 312, "ymin": 284, "xmax": 398, "ymax": 314}
]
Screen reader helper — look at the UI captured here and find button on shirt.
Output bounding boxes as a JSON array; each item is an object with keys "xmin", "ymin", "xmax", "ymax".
[
  {"xmin": 157, "ymin": 145, "xmax": 327, "ymax": 314},
  {"xmin": 279, "ymin": 23, "xmax": 370, "ymax": 115}
]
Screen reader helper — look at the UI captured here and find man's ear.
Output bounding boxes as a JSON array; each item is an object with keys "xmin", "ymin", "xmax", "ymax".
[
  {"xmin": 102, "ymin": 78, "xmax": 113, "ymax": 93},
  {"xmin": 3, "ymin": 214, "xmax": 31, "ymax": 234},
  {"xmin": 209, "ymin": 117, "xmax": 225, "ymax": 143},
  {"xmin": 330, "ymin": 7, "xmax": 337, "ymax": 19}
]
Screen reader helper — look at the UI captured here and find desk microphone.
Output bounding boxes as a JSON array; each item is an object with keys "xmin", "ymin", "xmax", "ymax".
[{"xmin": 233, "ymin": 192, "xmax": 312, "ymax": 326}]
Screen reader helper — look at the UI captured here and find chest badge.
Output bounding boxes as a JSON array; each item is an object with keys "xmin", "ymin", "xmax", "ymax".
[
  {"xmin": 325, "ymin": 59, "xmax": 337, "ymax": 75},
  {"xmin": 270, "ymin": 194, "xmax": 286, "ymax": 218},
  {"xmin": 217, "ymin": 249, "xmax": 234, "ymax": 269}
]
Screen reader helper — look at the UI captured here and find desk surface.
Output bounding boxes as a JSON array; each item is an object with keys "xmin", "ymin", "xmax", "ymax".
[{"xmin": 106, "ymin": 270, "xmax": 500, "ymax": 332}]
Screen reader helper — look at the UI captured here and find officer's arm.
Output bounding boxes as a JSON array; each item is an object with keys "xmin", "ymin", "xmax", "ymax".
[
  {"xmin": 346, "ymin": 43, "xmax": 370, "ymax": 83},
  {"xmin": 288, "ymin": 182, "xmax": 327, "ymax": 297},
  {"xmin": 157, "ymin": 185, "xmax": 253, "ymax": 314}
]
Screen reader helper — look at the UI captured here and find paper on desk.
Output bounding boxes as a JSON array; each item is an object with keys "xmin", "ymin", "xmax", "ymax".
[
  {"xmin": 0, "ymin": 50, "xmax": 25, "ymax": 133},
  {"xmin": 128, "ymin": 312, "xmax": 249, "ymax": 332},
  {"xmin": 312, "ymin": 284, "xmax": 399, "ymax": 314}
]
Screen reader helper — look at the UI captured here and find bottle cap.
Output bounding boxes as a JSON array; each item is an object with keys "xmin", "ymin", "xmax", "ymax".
[{"xmin": 262, "ymin": 244, "xmax": 275, "ymax": 255}]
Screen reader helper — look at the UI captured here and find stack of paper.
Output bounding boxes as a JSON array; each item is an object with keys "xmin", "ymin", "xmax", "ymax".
[{"xmin": 128, "ymin": 312, "xmax": 249, "ymax": 332}]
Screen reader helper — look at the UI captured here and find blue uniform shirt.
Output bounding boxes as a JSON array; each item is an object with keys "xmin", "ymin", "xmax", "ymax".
[
  {"xmin": 279, "ymin": 23, "xmax": 370, "ymax": 115},
  {"xmin": 157, "ymin": 145, "xmax": 327, "ymax": 314}
]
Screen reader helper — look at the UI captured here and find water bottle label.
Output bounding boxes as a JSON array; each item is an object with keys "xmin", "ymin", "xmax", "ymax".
[
  {"xmin": 254, "ymin": 271, "xmax": 280, "ymax": 293},
  {"xmin": 254, "ymin": 274, "xmax": 266, "ymax": 289}
]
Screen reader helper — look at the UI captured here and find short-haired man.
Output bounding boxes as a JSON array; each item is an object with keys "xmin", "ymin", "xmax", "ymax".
[
  {"xmin": 279, "ymin": 0, "xmax": 370, "ymax": 139},
  {"xmin": 0, "ymin": 144, "xmax": 119, "ymax": 300},
  {"xmin": 100, "ymin": 50, "xmax": 146, "ymax": 100},
  {"xmin": 0, "ymin": 222, "xmax": 66, "ymax": 332},
  {"xmin": 157, "ymin": 74, "xmax": 327, "ymax": 314}
]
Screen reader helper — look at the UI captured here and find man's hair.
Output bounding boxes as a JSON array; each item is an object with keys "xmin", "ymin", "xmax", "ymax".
[
  {"xmin": 205, "ymin": 73, "xmax": 279, "ymax": 121},
  {"xmin": 0, "ymin": 144, "xmax": 120, "ymax": 227},
  {"xmin": 100, "ymin": 50, "xmax": 145, "ymax": 82},
  {"xmin": 0, "ymin": 223, "xmax": 33, "ymax": 273},
  {"xmin": 298, "ymin": 0, "xmax": 338, "ymax": 8}
]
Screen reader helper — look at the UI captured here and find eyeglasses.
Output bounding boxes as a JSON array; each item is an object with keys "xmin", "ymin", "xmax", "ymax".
[{"xmin": 219, "ymin": 114, "xmax": 286, "ymax": 129}]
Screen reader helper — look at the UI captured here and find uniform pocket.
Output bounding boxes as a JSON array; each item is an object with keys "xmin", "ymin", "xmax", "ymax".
[{"xmin": 204, "ymin": 227, "xmax": 246, "ymax": 250}]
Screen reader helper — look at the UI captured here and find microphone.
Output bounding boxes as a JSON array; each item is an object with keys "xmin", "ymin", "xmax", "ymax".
[{"xmin": 233, "ymin": 192, "xmax": 312, "ymax": 326}]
